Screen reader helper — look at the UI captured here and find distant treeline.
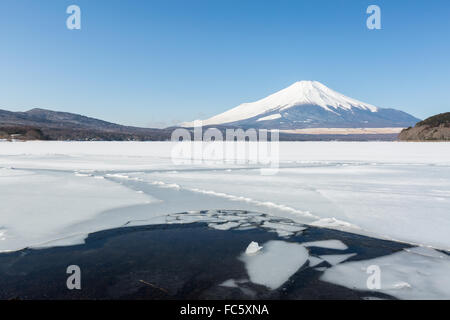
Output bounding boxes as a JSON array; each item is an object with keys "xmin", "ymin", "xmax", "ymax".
[
  {"xmin": 0, "ymin": 124, "xmax": 398, "ymax": 142},
  {"xmin": 0, "ymin": 126, "xmax": 47, "ymax": 140},
  {"xmin": 0, "ymin": 125, "xmax": 173, "ymax": 141}
]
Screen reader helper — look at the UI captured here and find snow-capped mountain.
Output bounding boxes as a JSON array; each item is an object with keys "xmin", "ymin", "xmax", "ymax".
[{"xmin": 181, "ymin": 81, "xmax": 420, "ymax": 129}]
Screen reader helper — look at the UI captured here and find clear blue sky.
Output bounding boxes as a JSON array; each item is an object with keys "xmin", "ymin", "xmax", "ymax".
[{"xmin": 0, "ymin": 0, "xmax": 449, "ymax": 127}]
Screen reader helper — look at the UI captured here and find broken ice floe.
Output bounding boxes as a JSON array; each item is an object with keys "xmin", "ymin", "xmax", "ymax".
[
  {"xmin": 308, "ymin": 256, "xmax": 324, "ymax": 267},
  {"xmin": 315, "ymin": 267, "xmax": 328, "ymax": 272},
  {"xmin": 209, "ymin": 221, "xmax": 241, "ymax": 230},
  {"xmin": 158, "ymin": 210, "xmax": 308, "ymax": 237},
  {"xmin": 302, "ymin": 240, "xmax": 348, "ymax": 250},
  {"xmin": 320, "ymin": 247, "xmax": 450, "ymax": 299},
  {"xmin": 319, "ymin": 253, "xmax": 357, "ymax": 266},
  {"xmin": 261, "ymin": 221, "xmax": 306, "ymax": 237},
  {"xmin": 245, "ymin": 241, "xmax": 263, "ymax": 255},
  {"xmin": 219, "ymin": 279, "xmax": 239, "ymax": 288},
  {"xmin": 239, "ymin": 240, "xmax": 309, "ymax": 290}
]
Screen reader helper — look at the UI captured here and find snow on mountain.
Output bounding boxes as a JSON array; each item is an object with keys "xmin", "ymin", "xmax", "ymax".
[
  {"xmin": 181, "ymin": 81, "xmax": 420, "ymax": 129},
  {"xmin": 256, "ymin": 113, "xmax": 282, "ymax": 122}
]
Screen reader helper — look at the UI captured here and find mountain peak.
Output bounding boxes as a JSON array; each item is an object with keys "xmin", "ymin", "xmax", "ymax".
[
  {"xmin": 291, "ymin": 80, "xmax": 322, "ymax": 87},
  {"xmin": 182, "ymin": 81, "xmax": 380, "ymax": 127},
  {"xmin": 181, "ymin": 81, "xmax": 420, "ymax": 129},
  {"xmin": 26, "ymin": 108, "xmax": 50, "ymax": 113},
  {"xmin": 272, "ymin": 80, "xmax": 378, "ymax": 112},
  {"xmin": 286, "ymin": 80, "xmax": 328, "ymax": 93}
]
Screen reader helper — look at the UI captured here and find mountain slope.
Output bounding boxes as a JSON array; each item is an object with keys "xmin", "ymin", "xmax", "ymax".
[
  {"xmin": 181, "ymin": 81, "xmax": 420, "ymax": 129},
  {"xmin": 1, "ymin": 108, "xmax": 137, "ymax": 131},
  {"xmin": 399, "ymin": 112, "xmax": 450, "ymax": 141},
  {"xmin": 0, "ymin": 108, "xmax": 172, "ymax": 141},
  {"xmin": 0, "ymin": 107, "xmax": 401, "ymax": 141}
]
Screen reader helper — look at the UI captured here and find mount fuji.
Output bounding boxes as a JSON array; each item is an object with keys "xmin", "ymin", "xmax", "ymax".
[{"xmin": 181, "ymin": 81, "xmax": 420, "ymax": 129}]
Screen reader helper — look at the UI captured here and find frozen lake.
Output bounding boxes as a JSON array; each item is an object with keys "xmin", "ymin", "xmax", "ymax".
[
  {"xmin": 0, "ymin": 210, "xmax": 448, "ymax": 300},
  {"xmin": 1, "ymin": 141, "xmax": 449, "ymax": 251},
  {"xmin": 1, "ymin": 141, "xmax": 450, "ymax": 299}
]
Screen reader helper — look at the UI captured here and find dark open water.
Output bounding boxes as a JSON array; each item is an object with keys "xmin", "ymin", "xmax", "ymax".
[{"xmin": 0, "ymin": 211, "xmax": 411, "ymax": 300}]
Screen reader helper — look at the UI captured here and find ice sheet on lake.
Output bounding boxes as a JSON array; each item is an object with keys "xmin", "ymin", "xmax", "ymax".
[
  {"xmin": 320, "ymin": 247, "xmax": 450, "ymax": 300},
  {"xmin": 308, "ymin": 256, "xmax": 324, "ymax": 267},
  {"xmin": 1, "ymin": 141, "xmax": 449, "ymax": 168},
  {"xmin": 319, "ymin": 253, "xmax": 356, "ymax": 265},
  {"xmin": 0, "ymin": 168, "xmax": 156, "ymax": 252},
  {"xmin": 31, "ymin": 233, "xmax": 89, "ymax": 249},
  {"xmin": 303, "ymin": 240, "xmax": 348, "ymax": 250},
  {"xmin": 310, "ymin": 218, "xmax": 360, "ymax": 230},
  {"xmin": 404, "ymin": 246, "xmax": 447, "ymax": 259},
  {"xmin": 239, "ymin": 240, "xmax": 309, "ymax": 290},
  {"xmin": 140, "ymin": 162, "xmax": 450, "ymax": 250},
  {"xmin": 1, "ymin": 141, "xmax": 450, "ymax": 250}
]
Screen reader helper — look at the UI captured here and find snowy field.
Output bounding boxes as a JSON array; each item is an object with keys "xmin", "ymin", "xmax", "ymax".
[
  {"xmin": 1, "ymin": 141, "xmax": 450, "ymax": 299},
  {"xmin": 1, "ymin": 141, "xmax": 449, "ymax": 251}
]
